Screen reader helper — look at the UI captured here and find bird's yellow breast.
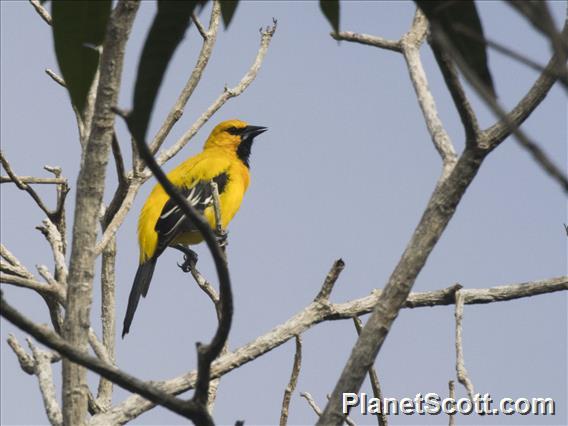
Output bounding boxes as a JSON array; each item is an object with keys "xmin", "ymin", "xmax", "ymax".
[{"xmin": 138, "ymin": 149, "xmax": 250, "ymax": 262}]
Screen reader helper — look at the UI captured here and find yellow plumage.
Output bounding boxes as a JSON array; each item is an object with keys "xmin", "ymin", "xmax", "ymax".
[
  {"xmin": 137, "ymin": 152, "xmax": 249, "ymax": 262},
  {"xmin": 123, "ymin": 119, "xmax": 266, "ymax": 337}
]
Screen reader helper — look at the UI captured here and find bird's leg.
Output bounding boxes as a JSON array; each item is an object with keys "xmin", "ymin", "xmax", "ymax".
[
  {"xmin": 216, "ymin": 229, "xmax": 228, "ymax": 249},
  {"xmin": 173, "ymin": 244, "xmax": 198, "ymax": 273}
]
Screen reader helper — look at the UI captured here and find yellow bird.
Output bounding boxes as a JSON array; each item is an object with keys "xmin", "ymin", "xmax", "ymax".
[{"xmin": 122, "ymin": 119, "xmax": 267, "ymax": 337}]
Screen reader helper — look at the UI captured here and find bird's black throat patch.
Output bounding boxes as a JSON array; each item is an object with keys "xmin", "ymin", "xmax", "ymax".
[{"xmin": 237, "ymin": 137, "xmax": 253, "ymax": 168}]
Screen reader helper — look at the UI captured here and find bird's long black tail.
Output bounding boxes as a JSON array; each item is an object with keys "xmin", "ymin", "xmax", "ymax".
[{"xmin": 122, "ymin": 258, "xmax": 157, "ymax": 338}]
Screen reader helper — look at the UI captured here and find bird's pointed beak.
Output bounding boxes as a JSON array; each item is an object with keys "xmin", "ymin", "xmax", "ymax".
[{"xmin": 242, "ymin": 125, "xmax": 268, "ymax": 140}]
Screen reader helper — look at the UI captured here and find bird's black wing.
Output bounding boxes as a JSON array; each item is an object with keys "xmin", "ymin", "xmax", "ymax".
[{"xmin": 154, "ymin": 172, "xmax": 228, "ymax": 254}]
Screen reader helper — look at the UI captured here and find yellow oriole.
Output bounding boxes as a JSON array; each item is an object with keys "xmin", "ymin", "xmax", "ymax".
[{"xmin": 122, "ymin": 119, "xmax": 267, "ymax": 337}]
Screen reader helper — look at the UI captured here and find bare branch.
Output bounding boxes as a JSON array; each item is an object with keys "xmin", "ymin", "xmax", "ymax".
[
  {"xmin": 301, "ymin": 393, "xmax": 356, "ymax": 426},
  {"xmin": 36, "ymin": 219, "xmax": 68, "ymax": 285},
  {"xmin": 1, "ymin": 176, "xmax": 66, "ymax": 185},
  {"xmin": 331, "ymin": 31, "xmax": 401, "ymax": 52},
  {"xmin": 147, "ymin": 0, "xmax": 221, "ymax": 155},
  {"xmin": 279, "ymin": 335, "xmax": 302, "ymax": 426},
  {"xmin": 353, "ymin": 317, "xmax": 387, "ymax": 426},
  {"xmin": 0, "ymin": 293, "xmax": 216, "ymax": 425},
  {"xmin": 45, "ymin": 69, "xmax": 66, "ymax": 87},
  {"xmin": 1, "ymin": 273, "xmax": 57, "ymax": 295},
  {"xmin": 448, "ymin": 380, "xmax": 455, "ymax": 426},
  {"xmin": 301, "ymin": 392, "xmax": 323, "ymax": 417},
  {"xmin": 62, "ymin": 2, "xmax": 139, "ymax": 423},
  {"xmin": 155, "ymin": 20, "xmax": 278, "ymax": 167},
  {"xmin": 1, "ymin": 244, "xmax": 35, "ymax": 279},
  {"xmin": 29, "ymin": 0, "xmax": 52, "ymax": 25},
  {"xmin": 95, "ymin": 276, "xmax": 566, "ymax": 424},
  {"xmin": 27, "ymin": 338, "xmax": 63, "ymax": 426},
  {"xmin": 96, "ymin": 237, "xmax": 117, "ymax": 409},
  {"xmin": 401, "ymin": 9, "xmax": 458, "ymax": 178},
  {"xmin": 7, "ymin": 334, "xmax": 35, "ymax": 374},
  {"xmin": 95, "ymin": 182, "xmax": 141, "ymax": 255},
  {"xmin": 314, "ymin": 259, "xmax": 345, "ymax": 302},
  {"xmin": 454, "ymin": 291, "xmax": 475, "ymax": 401},
  {"xmin": 0, "ymin": 150, "xmax": 54, "ymax": 217},
  {"xmin": 192, "ymin": 10, "xmax": 208, "ymax": 40}
]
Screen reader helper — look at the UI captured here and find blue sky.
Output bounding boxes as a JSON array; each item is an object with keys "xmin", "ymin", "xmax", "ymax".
[{"xmin": 1, "ymin": 1, "xmax": 566, "ymax": 425}]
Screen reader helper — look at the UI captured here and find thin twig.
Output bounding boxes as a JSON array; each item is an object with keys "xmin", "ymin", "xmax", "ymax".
[
  {"xmin": 192, "ymin": 11, "xmax": 208, "ymax": 40},
  {"xmin": 314, "ymin": 259, "xmax": 345, "ymax": 302},
  {"xmin": 36, "ymin": 219, "xmax": 68, "ymax": 285},
  {"xmin": 279, "ymin": 335, "xmax": 302, "ymax": 426},
  {"xmin": 45, "ymin": 69, "xmax": 66, "ymax": 87},
  {"xmin": 454, "ymin": 290, "xmax": 475, "ymax": 401},
  {"xmin": 27, "ymin": 338, "xmax": 63, "ymax": 426},
  {"xmin": 0, "ymin": 244, "xmax": 35, "ymax": 279},
  {"xmin": 302, "ymin": 393, "xmax": 356, "ymax": 426},
  {"xmin": 7, "ymin": 334, "xmax": 35, "ymax": 374},
  {"xmin": 448, "ymin": 380, "xmax": 455, "ymax": 426},
  {"xmin": 401, "ymin": 9, "xmax": 458, "ymax": 178},
  {"xmin": 29, "ymin": 0, "xmax": 52, "ymax": 25},
  {"xmin": 0, "ymin": 150, "xmax": 54, "ymax": 217},
  {"xmin": 96, "ymin": 237, "xmax": 117, "ymax": 409},
  {"xmin": 353, "ymin": 317, "xmax": 387, "ymax": 426},
  {"xmin": 301, "ymin": 392, "xmax": 323, "ymax": 417},
  {"xmin": 331, "ymin": 31, "xmax": 401, "ymax": 52}
]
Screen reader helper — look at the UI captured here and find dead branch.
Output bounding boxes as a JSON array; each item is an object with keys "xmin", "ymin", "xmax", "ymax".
[{"xmin": 279, "ymin": 335, "xmax": 302, "ymax": 426}]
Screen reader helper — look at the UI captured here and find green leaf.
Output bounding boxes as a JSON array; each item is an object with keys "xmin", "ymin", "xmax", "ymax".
[
  {"xmin": 129, "ymin": 0, "xmax": 204, "ymax": 144},
  {"xmin": 52, "ymin": 0, "xmax": 111, "ymax": 116},
  {"xmin": 220, "ymin": 1, "xmax": 239, "ymax": 28},
  {"xmin": 416, "ymin": 0, "xmax": 496, "ymax": 97},
  {"xmin": 320, "ymin": 0, "xmax": 340, "ymax": 34}
]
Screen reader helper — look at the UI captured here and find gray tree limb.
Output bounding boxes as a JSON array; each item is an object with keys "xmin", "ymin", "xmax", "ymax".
[{"xmin": 61, "ymin": 2, "xmax": 139, "ymax": 424}]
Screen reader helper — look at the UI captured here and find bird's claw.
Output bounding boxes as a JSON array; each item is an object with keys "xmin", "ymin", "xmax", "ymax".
[
  {"xmin": 177, "ymin": 251, "xmax": 198, "ymax": 273},
  {"xmin": 217, "ymin": 230, "xmax": 228, "ymax": 248}
]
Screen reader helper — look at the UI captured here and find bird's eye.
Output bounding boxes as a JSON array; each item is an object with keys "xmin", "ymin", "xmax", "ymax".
[{"xmin": 227, "ymin": 126, "xmax": 238, "ymax": 135}]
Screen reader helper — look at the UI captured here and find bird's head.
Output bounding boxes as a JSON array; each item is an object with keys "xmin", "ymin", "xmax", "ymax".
[{"xmin": 204, "ymin": 119, "xmax": 267, "ymax": 167}]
